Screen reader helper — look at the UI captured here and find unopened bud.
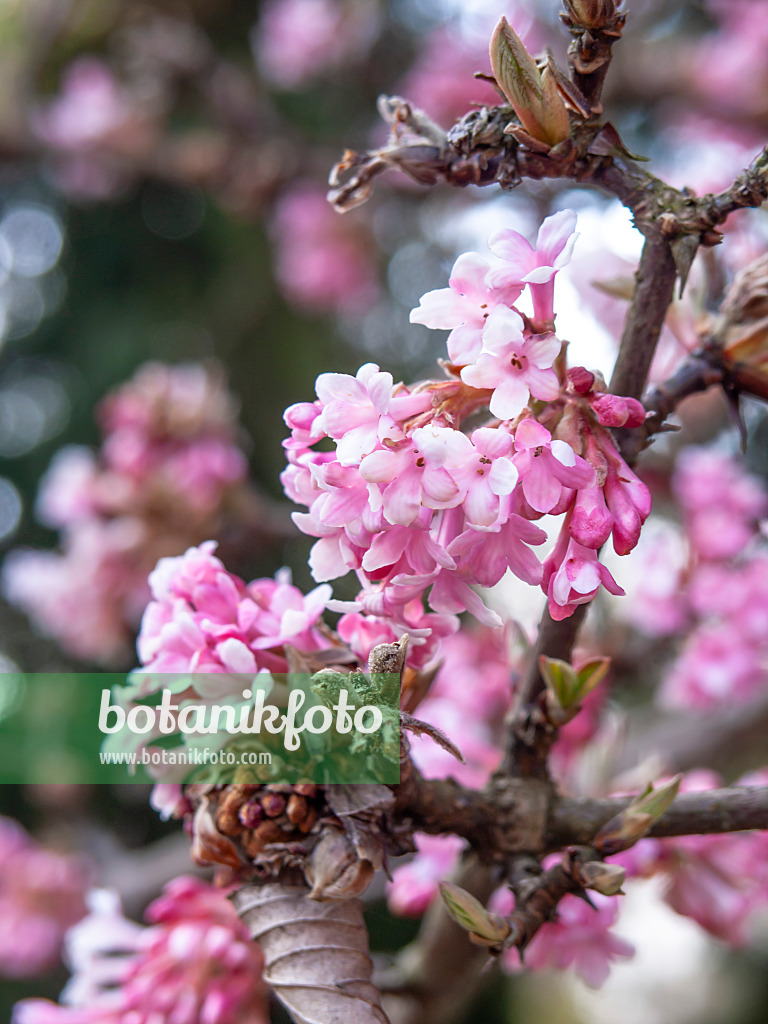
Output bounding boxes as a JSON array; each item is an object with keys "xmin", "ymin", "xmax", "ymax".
[
  {"xmin": 568, "ymin": 366, "xmax": 596, "ymax": 395},
  {"xmin": 577, "ymin": 860, "xmax": 626, "ymax": 895},
  {"xmin": 595, "ymin": 776, "xmax": 681, "ymax": 855},
  {"xmin": 490, "ymin": 17, "xmax": 570, "ymax": 148},
  {"xmin": 439, "ymin": 882, "xmax": 512, "ymax": 948},
  {"xmin": 563, "ymin": 0, "xmax": 621, "ymax": 30},
  {"xmin": 306, "ymin": 829, "xmax": 375, "ymax": 902}
]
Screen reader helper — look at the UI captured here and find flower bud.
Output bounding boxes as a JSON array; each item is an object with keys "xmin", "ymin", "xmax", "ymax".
[
  {"xmin": 568, "ymin": 366, "xmax": 596, "ymax": 395},
  {"xmin": 306, "ymin": 829, "xmax": 375, "ymax": 901},
  {"xmin": 490, "ymin": 17, "xmax": 570, "ymax": 148},
  {"xmin": 595, "ymin": 776, "xmax": 681, "ymax": 855},
  {"xmin": 563, "ymin": 0, "xmax": 622, "ymax": 31},
  {"xmin": 439, "ymin": 882, "xmax": 512, "ymax": 948},
  {"xmin": 577, "ymin": 860, "xmax": 626, "ymax": 895}
]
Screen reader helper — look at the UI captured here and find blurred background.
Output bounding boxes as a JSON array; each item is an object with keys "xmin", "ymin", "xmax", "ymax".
[{"xmin": 2, "ymin": 0, "xmax": 768, "ymax": 1021}]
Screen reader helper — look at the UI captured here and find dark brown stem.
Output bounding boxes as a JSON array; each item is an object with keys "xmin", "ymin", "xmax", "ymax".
[
  {"xmin": 500, "ymin": 605, "xmax": 587, "ymax": 779},
  {"xmin": 609, "ymin": 234, "xmax": 678, "ymax": 399},
  {"xmin": 562, "ymin": 2, "xmax": 626, "ymax": 114}
]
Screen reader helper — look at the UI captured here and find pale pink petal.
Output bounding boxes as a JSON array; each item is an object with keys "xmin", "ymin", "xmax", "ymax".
[
  {"xmin": 489, "ymin": 375, "xmax": 530, "ymax": 420},
  {"xmin": 410, "ymin": 288, "xmax": 469, "ymax": 329}
]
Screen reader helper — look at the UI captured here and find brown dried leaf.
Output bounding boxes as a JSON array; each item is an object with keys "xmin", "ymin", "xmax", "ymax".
[
  {"xmin": 233, "ymin": 882, "xmax": 391, "ymax": 1024},
  {"xmin": 400, "ymin": 711, "xmax": 465, "ymax": 763},
  {"xmin": 190, "ymin": 794, "xmax": 244, "ymax": 870}
]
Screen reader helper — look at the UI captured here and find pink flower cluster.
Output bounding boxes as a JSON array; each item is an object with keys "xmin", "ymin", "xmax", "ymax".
[
  {"xmin": 616, "ymin": 770, "xmax": 768, "ymax": 945},
  {"xmin": 103, "ymin": 540, "xmax": 334, "ymax": 776},
  {"xmin": 633, "ymin": 448, "xmax": 768, "ymax": 709},
  {"xmin": 138, "ymin": 540, "xmax": 331, "ymax": 678},
  {"xmin": 271, "ymin": 183, "xmax": 379, "ymax": 315},
  {"xmin": 283, "ymin": 213, "xmax": 651, "ymax": 635},
  {"xmin": 31, "ymin": 56, "xmax": 153, "ymax": 200},
  {"xmin": 14, "ymin": 876, "xmax": 269, "ymax": 1024},
  {"xmin": 0, "ymin": 816, "xmax": 88, "ymax": 978},
  {"xmin": 3, "ymin": 362, "xmax": 248, "ymax": 665}
]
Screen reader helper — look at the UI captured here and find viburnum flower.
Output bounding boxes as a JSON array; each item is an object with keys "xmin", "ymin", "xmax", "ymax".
[
  {"xmin": 2, "ymin": 362, "xmax": 249, "ymax": 665},
  {"xmin": 542, "ymin": 523, "xmax": 625, "ymax": 620},
  {"xmin": 315, "ymin": 362, "xmax": 429, "ymax": 465},
  {"xmin": 513, "ymin": 418, "xmax": 595, "ymax": 513},
  {"xmin": 138, "ymin": 541, "xmax": 330, "ymax": 677},
  {"xmin": 388, "ymin": 834, "xmax": 466, "ymax": 916},
  {"xmin": 487, "ymin": 209, "xmax": 579, "ymax": 325},
  {"xmin": 360, "ymin": 425, "xmax": 468, "ymax": 525},
  {"xmin": 13, "ymin": 878, "xmax": 269, "ymax": 1024},
  {"xmin": 410, "ymin": 252, "xmax": 521, "ymax": 365},
  {"xmin": 445, "ymin": 426, "xmax": 519, "ymax": 527},
  {"xmin": 460, "ymin": 307, "xmax": 561, "ymax": 420}
]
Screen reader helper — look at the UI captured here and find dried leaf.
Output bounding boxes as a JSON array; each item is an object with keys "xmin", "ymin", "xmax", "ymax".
[
  {"xmin": 233, "ymin": 882, "xmax": 391, "ymax": 1024},
  {"xmin": 400, "ymin": 711, "xmax": 465, "ymax": 763},
  {"xmin": 190, "ymin": 794, "xmax": 244, "ymax": 871},
  {"xmin": 326, "ymin": 784, "xmax": 395, "ymax": 868}
]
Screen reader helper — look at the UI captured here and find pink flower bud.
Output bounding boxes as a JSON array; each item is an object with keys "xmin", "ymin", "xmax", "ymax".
[{"xmin": 591, "ymin": 392, "xmax": 646, "ymax": 428}]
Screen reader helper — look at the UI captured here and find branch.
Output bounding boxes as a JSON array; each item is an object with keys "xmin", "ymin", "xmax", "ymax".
[
  {"xmin": 609, "ymin": 234, "xmax": 678, "ymax": 400},
  {"xmin": 618, "ymin": 689, "xmax": 768, "ymax": 780},
  {"xmin": 561, "ymin": 1, "xmax": 627, "ymax": 114},
  {"xmin": 499, "ymin": 604, "xmax": 587, "ymax": 779},
  {"xmin": 548, "ymin": 785, "xmax": 768, "ymax": 849}
]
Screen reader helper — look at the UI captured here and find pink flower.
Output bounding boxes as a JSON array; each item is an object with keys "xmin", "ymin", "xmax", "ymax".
[
  {"xmin": 589, "ymin": 391, "xmax": 646, "ymax": 429},
  {"xmin": 659, "ymin": 623, "xmax": 764, "ymax": 709},
  {"xmin": 460, "ymin": 308, "xmax": 561, "ymax": 420},
  {"xmin": 32, "ymin": 58, "xmax": 131, "ymax": 151},
  {"xmin": 14, "ymin": 879, "xmax": 269, "ymax": 1024},
  {"xmin": 35, "ymin": 447, "xmax": 101, "ymax": 529},
  {"xmin": 673, "ymin": 449, "xmax": 768, "ymax": 561},
  {"xmin": 315, "ymin": 363, "xmax": 429, "ymax": 465},
  {"xmin": 137, "ymin": 542, "xmax": 330, "ymax": 678},
  {"xmin": 487, "ymin": 210, "xmax": 578, "ymax": 325},
  {"xmin": 542, "ymin": 524, "xmax": 625, "ymax": 621},
  {"xmin": 0, "ymin": 817, "xmax": 88, "ymax": 979},
  {"xmin": 410, "ymin": 252, "xmax": 521, "ymax": 365},
  {"xmin": 254, "ymin": 0, "xmax": 375, "ymax": 89},
  {"xmin": 503, "ymin": 892, "xmax": 634, "ymax": 988},
  {"xmin": 513, "ymin": 418, "xmax": 595, "ymax": 514},
  {"xmin": 360, "ymin": 425, "xmax": 468, "ymax": 526}
]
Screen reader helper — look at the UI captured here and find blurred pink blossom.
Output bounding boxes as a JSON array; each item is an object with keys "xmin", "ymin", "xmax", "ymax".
[
  {"xmin": 0, "ymin": 816, "xmax": 87, "ymax": 979},
  {"xmin": 254, "ymin": 0, "xmax": 377, "ymax": 90},
  {"xmin": 14, "ymin": 878, "xmax": 269, "ymax": 1024},
  {"xmin": 271, "ymin": 183, "xmax": 380, "ymax": 314},
  {"xmin": 33, "ymin": 58, "xmax": 131, "ymax": 151},
  {"xmin": 500, "ymin": 890, "xmax": 635, "ymax": 988}
]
